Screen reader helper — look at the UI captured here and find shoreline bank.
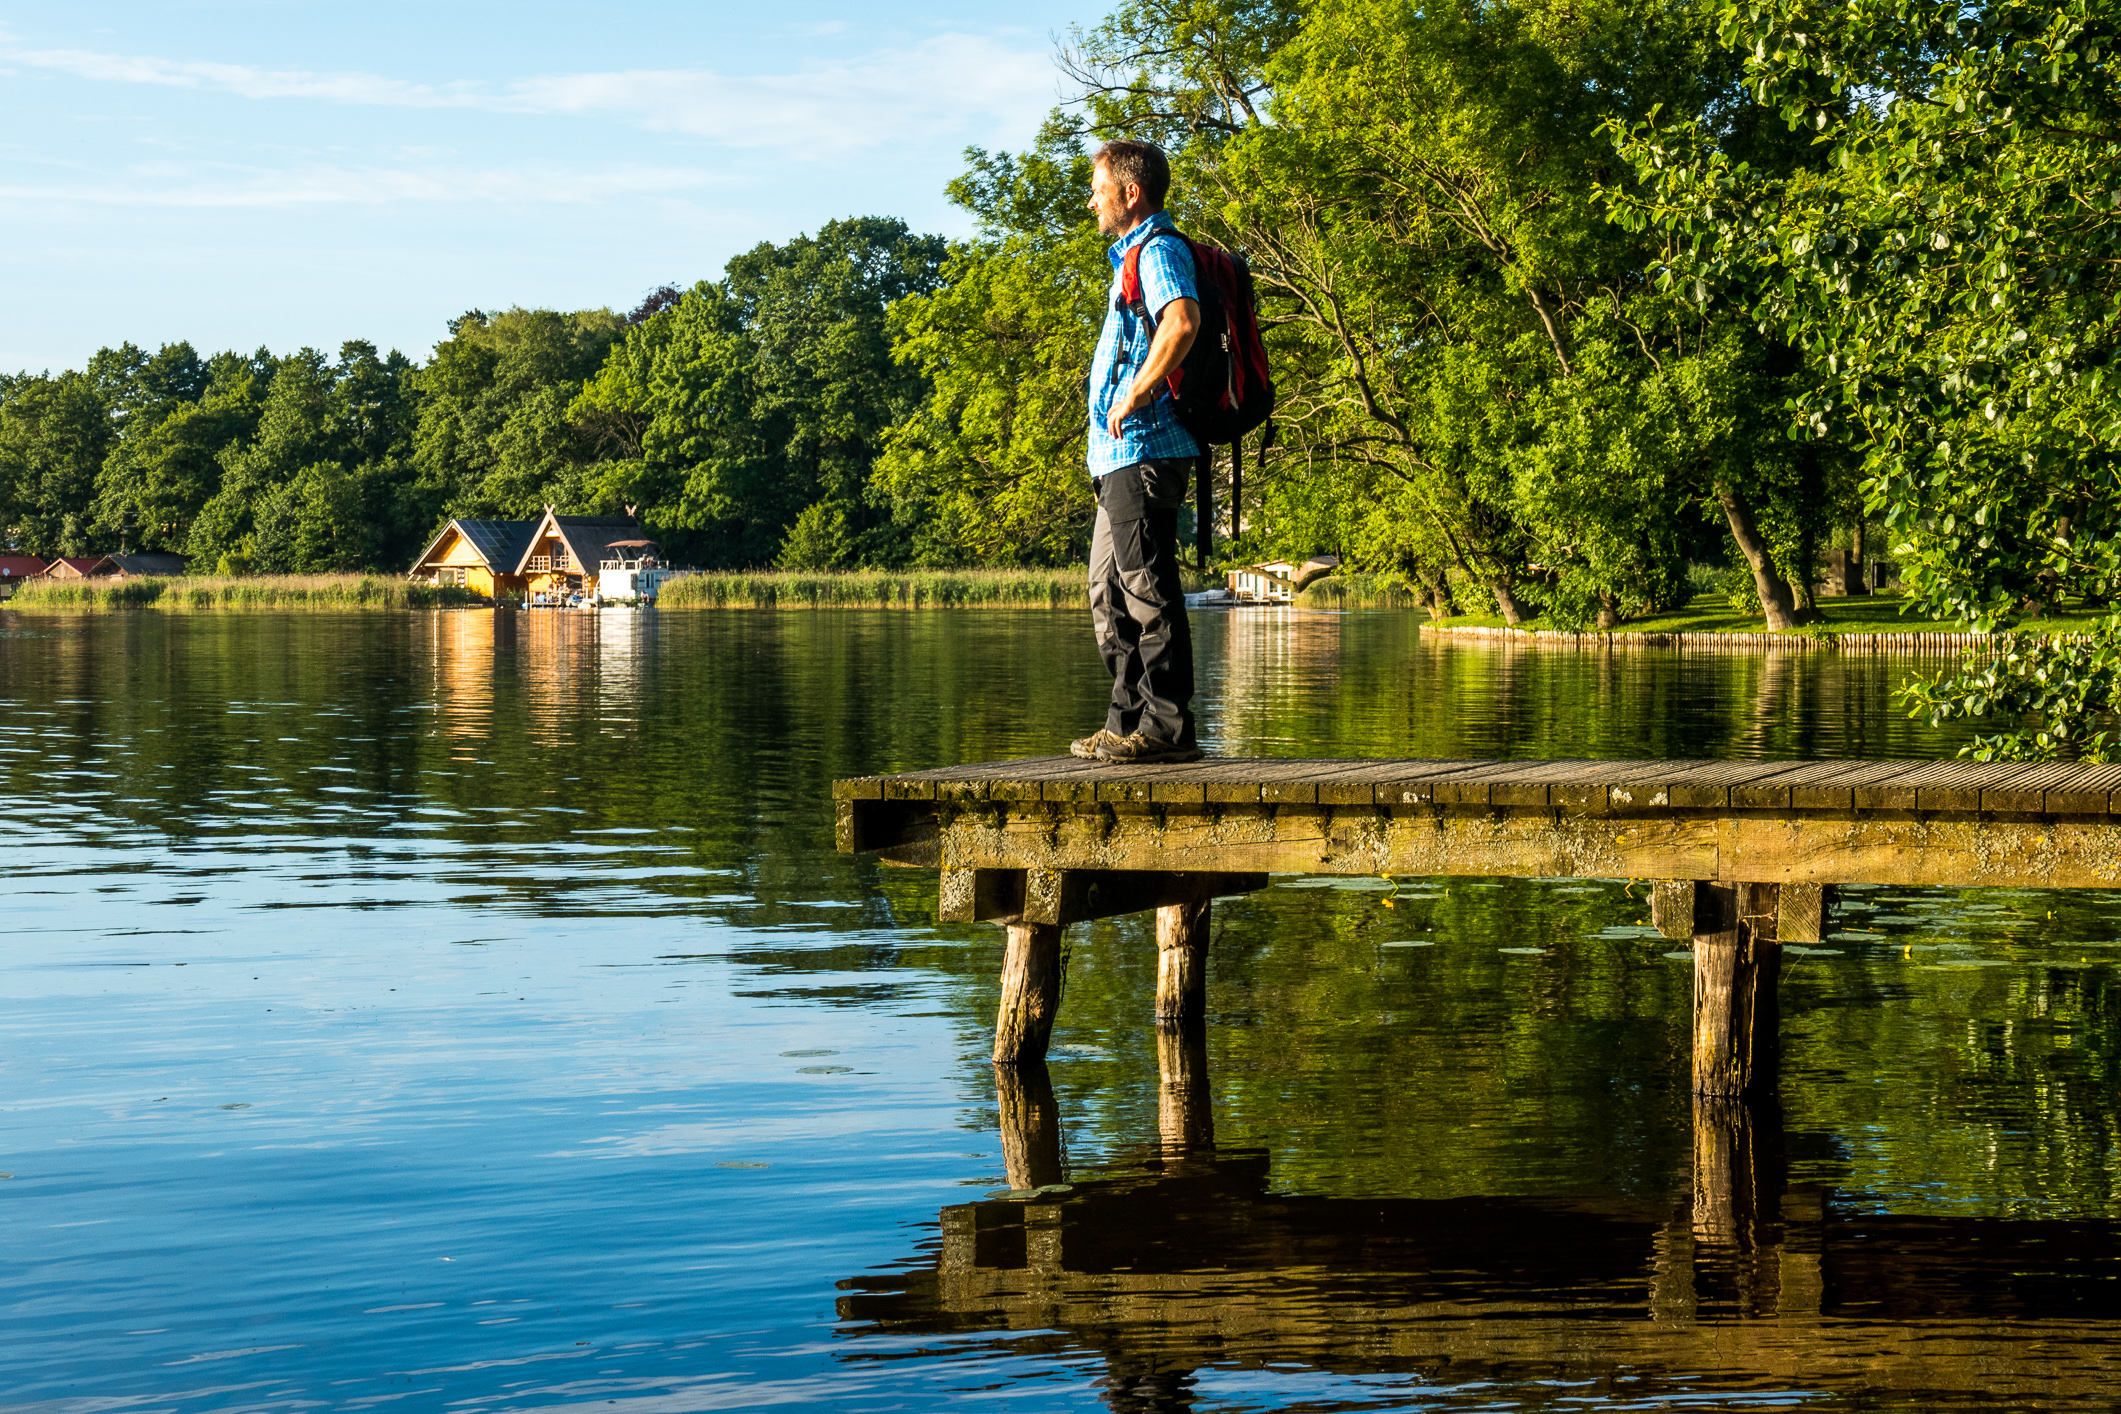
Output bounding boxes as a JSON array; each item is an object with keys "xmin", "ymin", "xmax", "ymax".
[{"xmin": 1418, "ymin": 623, "xmax": 2005, "ymax": 652}]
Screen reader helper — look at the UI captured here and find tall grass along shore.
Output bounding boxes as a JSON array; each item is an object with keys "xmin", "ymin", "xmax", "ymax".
[
  {"xmin": 7, "ymin": 574, "xmax": 482, "ymax": 611},
  {"xmin": 657, "ymin": 568, "xmax": 1096, "ymax": 609},
  {"xmin": 5, "ymin": 566, "xmax": 1401, "ymax": 613}
]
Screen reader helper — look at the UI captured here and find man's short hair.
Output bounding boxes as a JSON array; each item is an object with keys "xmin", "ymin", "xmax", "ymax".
[{"xmin": 1093, "ymin": 139, "xmax": 1171, "ymax": 210}]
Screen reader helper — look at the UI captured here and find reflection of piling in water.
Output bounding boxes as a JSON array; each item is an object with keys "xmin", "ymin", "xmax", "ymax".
[
  {"xmin": 1689, "ymin": 1095, "xmax": 1817, "ymax": 1321},
  {"xmin": 845, "ymin": 1075, "xmax": 2121, "ymax": 1403},
  {"xmin": 993, "ymin": 1062, "xmax": 1063, "ymax": 1192},
  {"xmin": 1155, "ymin": 1025, "xmax": 1212, "ymax": 1156}
]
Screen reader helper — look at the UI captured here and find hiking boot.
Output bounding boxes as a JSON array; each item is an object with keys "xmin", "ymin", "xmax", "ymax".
[
  {"xmin": 1070, "ymin": 728, "xmax": 1128, "ymax": 760},
  {"xmin": 1095, "ymin": 731, "xmax": 1204, "ymax": 765}
]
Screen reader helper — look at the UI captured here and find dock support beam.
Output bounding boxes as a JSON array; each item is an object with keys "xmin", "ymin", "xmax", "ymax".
[
  {"xmin": 994, "ymin": 921, "xmax": 1064, "ymax": 1065},
  {"xmin": 1691, "ymin": 882, "xmax": 1781, "ymax": 1098},
  {"xmin": 1155, "ymin": 899, "xmax": 1210, "ymax": 1026}
]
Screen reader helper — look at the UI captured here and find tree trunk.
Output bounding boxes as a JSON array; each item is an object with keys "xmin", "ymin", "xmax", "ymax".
[
  {"xmin": 1595, "ymin": 592, "xmax": 1620, "ymax": 630},
  {"xmin": 1716, "ymin": 484, "xmax": 1799, "ymax": 632},
  {"xmin": 1791, "ymin": 517, "xmax": 1817, "ymax": 618},
  {"xmin": 1409, "ymin": 564, "xmax": 1457, "ymax": 622},
  {"xmin": 1491, "ymin": 579, "xmax": 1530, "ymax": 626}
]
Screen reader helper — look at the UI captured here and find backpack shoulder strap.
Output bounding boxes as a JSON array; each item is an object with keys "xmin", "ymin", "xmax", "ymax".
[{"xmin": 1116, "ymin": 228, "xmax": 1193, "ymax": 329}]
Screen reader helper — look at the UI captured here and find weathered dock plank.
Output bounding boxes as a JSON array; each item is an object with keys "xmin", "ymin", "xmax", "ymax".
[{"xmin": 839, "ymin": 755, "xmax": 2121, "ymax": 887}]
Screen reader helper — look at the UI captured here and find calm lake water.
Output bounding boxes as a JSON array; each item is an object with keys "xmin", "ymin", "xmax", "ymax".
[{"xmin": 7, "ymin": 607, "xmax": 2121, "ymax": 1412}]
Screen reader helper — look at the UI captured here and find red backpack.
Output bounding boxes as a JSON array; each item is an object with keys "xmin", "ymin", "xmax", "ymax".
[{"xmin": 1117, "ymin": 229, "xmax": 1275, "ymax": 448}]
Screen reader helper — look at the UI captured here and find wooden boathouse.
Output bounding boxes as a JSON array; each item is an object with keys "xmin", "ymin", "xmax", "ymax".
[{"xmin": 835, "ymin": 754, "xmax": 2121, "ymax": 1096}]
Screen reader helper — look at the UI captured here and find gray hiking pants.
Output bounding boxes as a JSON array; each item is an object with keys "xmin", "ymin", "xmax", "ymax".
[{"xmin": 1088, "ymin": 458, "xmax": 1196, "ymax": 745}]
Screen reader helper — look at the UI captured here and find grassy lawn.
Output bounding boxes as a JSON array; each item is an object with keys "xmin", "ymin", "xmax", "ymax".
[{"xmin": 1428, "ymin": 592, "xmax": 2102, "ymax": 637}]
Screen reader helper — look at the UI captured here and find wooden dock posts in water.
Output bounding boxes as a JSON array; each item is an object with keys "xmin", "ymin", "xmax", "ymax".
[{"xmin": 836, "ymin": 753, "xmax": 2121, "ymax": 1094}]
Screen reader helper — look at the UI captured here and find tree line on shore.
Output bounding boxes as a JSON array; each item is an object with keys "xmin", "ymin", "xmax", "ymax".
[{"xmin": 7, "ymin": 0, "xmax": 2119, "ymax": 750}]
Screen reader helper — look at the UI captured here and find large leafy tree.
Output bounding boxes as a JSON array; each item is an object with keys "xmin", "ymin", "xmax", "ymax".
[
  {"xmin": 1615, "ymin": 0, "xmax": 2121, "ymax": 749},
  {"xmin": 872, "ymin": 124, "xmax": 1110, "ymax": 566},
  {"xmin": 188, "ymin": 343, "xmax": 421, "ymax": 574},
  {"xmin": 92, "ymin": 378, "xmax": 263, "ymax": 554},
  {"xmin": 1199, "ymin": 0, "xmax": 1836, "ymax": 625},
  {"xmin": 0, "ymin": 371, "xmax": 114, "ymax": 557},
  {"xmin": 573, "ymin": 217, "xmax": 945, "ymax": 567},
  {"xmin": 412, "ymin": 307, "xmax": 626, "ymax": 525}
]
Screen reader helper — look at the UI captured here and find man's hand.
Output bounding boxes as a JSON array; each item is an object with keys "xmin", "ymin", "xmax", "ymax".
[{"xmin": 1107, "ymin": 296, "xmax": 1200, "ymax": 440}]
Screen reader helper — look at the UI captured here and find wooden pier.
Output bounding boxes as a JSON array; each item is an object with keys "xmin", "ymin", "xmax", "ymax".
[{"xmin": 834, "ymin": 754, "xmax": 2121, "ymax": 1095}]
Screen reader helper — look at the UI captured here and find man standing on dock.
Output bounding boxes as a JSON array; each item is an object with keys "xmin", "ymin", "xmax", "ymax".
[{"xmin": 1072, "ymin": 138, "xmax": 1204, "ymax": 765}]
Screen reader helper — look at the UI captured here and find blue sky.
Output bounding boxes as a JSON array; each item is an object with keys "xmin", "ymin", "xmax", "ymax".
[{"xmin": 1, "ymin": 1, "xmax": 1105, "ymax": 373}]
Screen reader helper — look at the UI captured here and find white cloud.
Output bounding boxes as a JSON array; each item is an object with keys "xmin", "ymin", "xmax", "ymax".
[
  {"xmin": 1, "ymin": 44, "xmax": 487, "ymax": 106},
  {"xmin": 0, "ymin": 162, "xmax": 722, "ymax": 209},
  {"xmin": 2, "ymin": 33, "xmax": 1060, "ymax": 156}
]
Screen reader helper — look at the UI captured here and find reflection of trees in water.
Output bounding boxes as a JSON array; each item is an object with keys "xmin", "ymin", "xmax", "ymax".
[
  {"xmin": 1197, "ymin": 609, "xmax": 1344, "ymax": 753},
  {"xmin": 840, "ymin": 1050, "xmax": 2121, "ymax": 1411}
]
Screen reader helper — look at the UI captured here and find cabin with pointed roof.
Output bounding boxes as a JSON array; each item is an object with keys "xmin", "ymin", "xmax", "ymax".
[
  {"xmin": 406, "ymin": 518, "xmax": 537, "ymax": 598},
  {"xmin": 93, "ymin": 552, "xmax": 190, "ymax": 579},
  {"xmin": 513, "ymin": 508, "xmax": 657, "ymax": 603},
  {"xmin": 38, "ymin": 557, "xmax": 106, "ymax": 581}
]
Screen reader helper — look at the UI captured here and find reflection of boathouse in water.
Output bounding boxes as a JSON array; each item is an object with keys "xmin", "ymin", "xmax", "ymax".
[{"xmin": 839, "ymin": 1055, "xmax": 2121, "ymax": 1407}]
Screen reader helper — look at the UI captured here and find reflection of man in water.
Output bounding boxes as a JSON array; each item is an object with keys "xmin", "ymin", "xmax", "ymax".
[{"xmin": 1070, "ymin": 139, "xmax": 1204, "ymax": 765}]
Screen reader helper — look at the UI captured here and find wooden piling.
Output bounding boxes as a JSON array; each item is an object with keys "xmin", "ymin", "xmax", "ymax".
[
  {"xmin": 1691, "ymin": 882, "xmax": 1781, "ymax": 1098},
  {"xmin": 1155, "ymin": 899, "xmax": 1210, "ymax": 1026},
  {"xmin": 994, "ymin": 921, "xmax": 1064, "ymax": 1065}
]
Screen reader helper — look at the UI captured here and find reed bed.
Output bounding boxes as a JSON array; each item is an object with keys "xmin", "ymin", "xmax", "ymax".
[
  {"xmin": 8, "ymin": 574, "xmax": 483, "ymax": 611},
  {"xmin": 656, "ymin": 568, "xmax": 1092, "ymax": 609}
]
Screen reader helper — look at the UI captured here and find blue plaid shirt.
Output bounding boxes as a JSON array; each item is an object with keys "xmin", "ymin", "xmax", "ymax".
[{"xmin": 1087, "ymin": 211, "xmax": 1200, "ymax": 476}]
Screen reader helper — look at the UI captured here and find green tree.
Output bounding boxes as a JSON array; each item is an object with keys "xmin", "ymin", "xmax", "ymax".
[
  {"xmin": 186, "ymin": 343, "xmax": 420, "ymax": 573},
  {"xmin": 873, "ymin": 125, "xmax": 1110, "ymax": 566},
  {"xmin": 412, "ymin": 307, "xmax": 625, "ymax": 524},
  {"xmin": 774, "ymin": 500, "xmax": 858, "ymax": 570},
  {"xmin": 573, "ymin": 217, "xmax": 946, "ymax": 566},
  {"xmin": 91, "ymin": 350, "xmax": 268, "ymax": 554},
  {"xmin": 1195, "ymin": 0, "xmax": 1833, "ymax": 625},
  {"xmin": 0, "ymin": 371, "xmax": 114, "ymax": 556},
  {"xmin": 1613, "ymin": 0, "xmax": 2121, "ymax": 749}
]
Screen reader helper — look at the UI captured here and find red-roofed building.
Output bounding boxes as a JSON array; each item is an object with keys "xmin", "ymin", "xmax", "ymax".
[
  {"xmin": 0, "ymin": 555, "xmax": 47, "ymax": 584},
  {"xmin": 39, "ymin": 557, "xmax": 107, "ymax": 581}
]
